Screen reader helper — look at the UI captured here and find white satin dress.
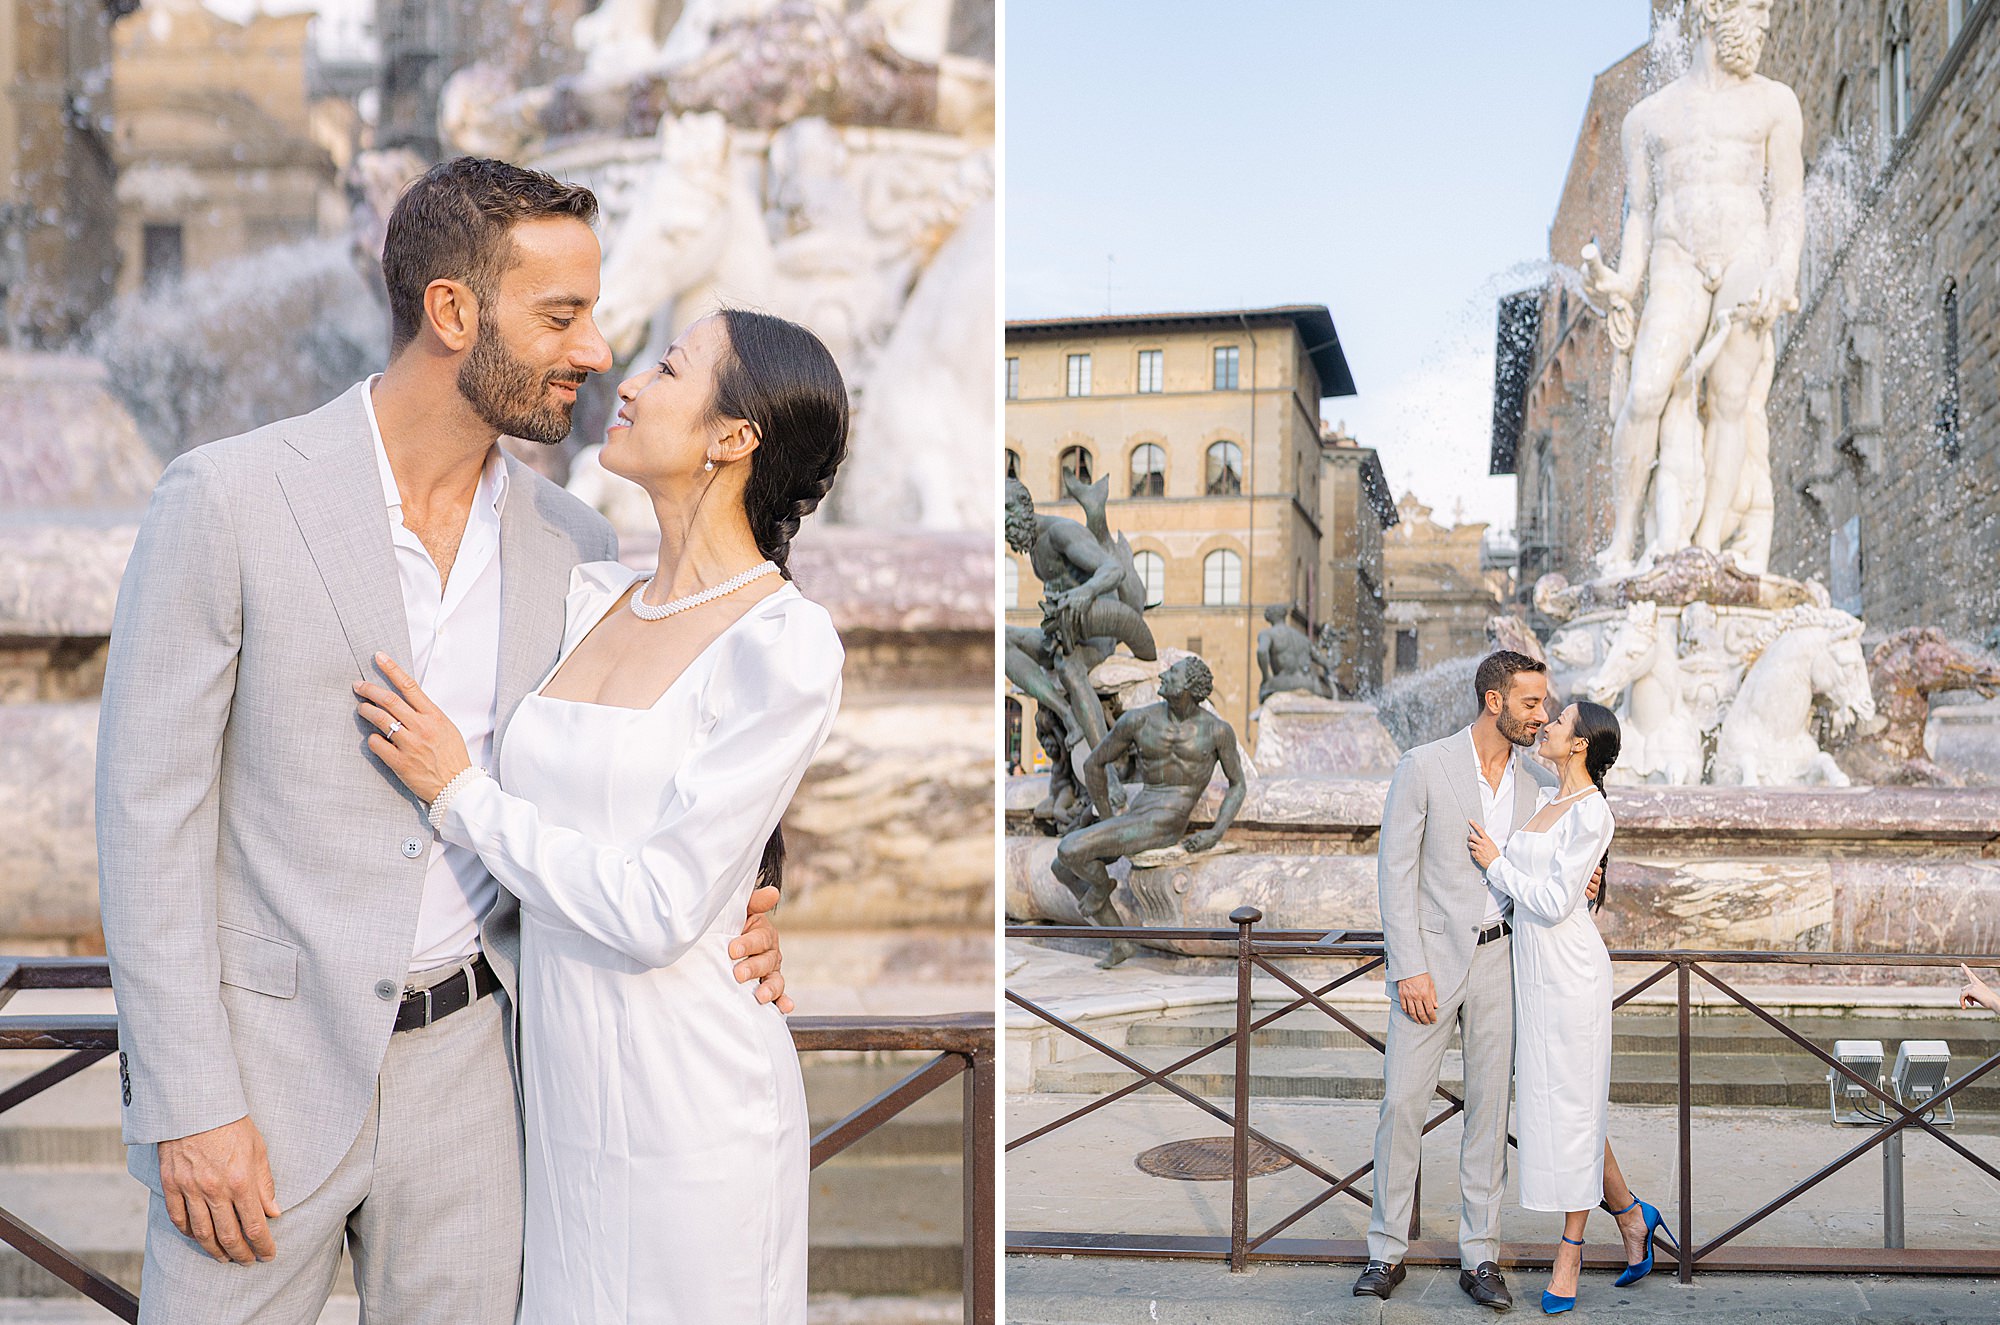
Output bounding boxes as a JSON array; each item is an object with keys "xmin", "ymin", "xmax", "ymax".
[
  {"xmin": 1481, "ymin": 788, "xmax": 1616, "ymax": 1213},
  {"xmin": 439, "ymin": 561, "xmax": 844, "ymax": 1324}
]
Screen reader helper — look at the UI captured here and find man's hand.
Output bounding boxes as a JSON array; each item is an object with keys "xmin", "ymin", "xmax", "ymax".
[
  {"xmin": 1585, "ymin": 864, "xmax": 1605, "ymax": 904},
  {"xmin": 157, "ymin": 1115, "xmax": 281, "ymax": 1264},
  {"xmin": 730, "ymin": 885, "xmax": 791, "ymax": 1013},
  {"xmin": 1397, "ymin": 973, "xmax": 1438, "ymax": 1026}
]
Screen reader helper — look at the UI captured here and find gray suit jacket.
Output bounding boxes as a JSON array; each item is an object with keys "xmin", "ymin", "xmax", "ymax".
[
  {"xmin": 96, "ymin": 382, "xmax": 617, "ymax": 1205},
  {"xmin": 1376, "ymin": 727, "xmax": 1556, "ymax": 996}
]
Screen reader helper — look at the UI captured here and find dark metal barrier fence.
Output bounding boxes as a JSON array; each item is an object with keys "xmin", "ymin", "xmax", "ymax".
[
  {"xmin": 1006, "ymin": 912, "xmax": 2000, "ymax": 1280},
  {"xmin": 0, "ymin": 958, "xmax": 995, "ymax": 1323}
]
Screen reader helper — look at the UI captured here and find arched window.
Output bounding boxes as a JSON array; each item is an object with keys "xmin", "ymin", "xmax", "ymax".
[
  {"xmin": 1881, "ymin": 7, "xmax": 1912, "ymax": 152},
  {"xmin": 1131, "ymin": 551, "xmax": 1165, "ymax": 607},
  {"xmin": 1205, "ymin": 440, "xmax": 1243, "ymax": 495},
  {"xmin": 1005, "ymin": 448, "xmax": 1020, "ymax": 481},
  {"xmin": 1937, "ymin": 278, "xmax": 1961, "ymax": 460},
  {"xmin": 1129, "ymin": 443, "xmax": 1165, "ymax": 497},
  {"xmin": 1004, "ymin": 557, "xmax": 1020, "ymax": 608},
  {"xmin": 1203, "ymin": 549, "xmax": 1242, "ymax": 605},
  {"xmin": 1059, "ymin": 445, "xmax": 1093, "ymax": 486}
]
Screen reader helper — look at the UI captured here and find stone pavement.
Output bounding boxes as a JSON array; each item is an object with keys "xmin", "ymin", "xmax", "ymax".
[
  {"xmin": 1006, "ymin": 1256, "xmax": 2000, "ymax": 1322},
  {"xmin": 1007, "ymin": 1094, "xmax": 2000, "ymax": 1249},
  {"xmin": 1005, "ymin": 1092, "xmax": 2000, "ymax": 1321}
]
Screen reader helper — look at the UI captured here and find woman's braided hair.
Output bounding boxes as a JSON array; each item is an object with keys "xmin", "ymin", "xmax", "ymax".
[
  {"xmin": 709, "ymin": 308, "xmax": 850, "ymax": 583},
  {"xmin": 705, "ymin": 308, "xmax": 850, "ymax": 890},
  {"xmin": 1570, "ymin": 700, "xmax": 1622, "ymax": 910}
]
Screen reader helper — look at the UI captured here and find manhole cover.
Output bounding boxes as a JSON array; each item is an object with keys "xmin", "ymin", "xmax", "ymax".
[{"xmin": 1134, "ymin": 1136, "xmax": 1294, "ymax": 1181}]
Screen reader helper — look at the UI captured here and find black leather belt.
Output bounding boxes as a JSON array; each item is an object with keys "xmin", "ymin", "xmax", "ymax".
[
  {"xmin": 393, "ymin": 954, "xmax": 498, "ymax": 1033},
  {"xmin": 1476, "ymin": 920, "xmax": 1512, "ymax": 946}
]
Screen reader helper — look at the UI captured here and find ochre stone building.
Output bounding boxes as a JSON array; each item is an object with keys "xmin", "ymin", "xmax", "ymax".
[
  {"xmin": 1381, "ymin": 491, "xmax": 1506, "ymax": 683},
  {"xmin": 109, "ymin": 2, "xmax": 341, "ymax": 294},
  {"xmin": 1497, "ymin": 1, "xmax": 2000, "ymax": 635},
  {"xmin": 1004, "ymin": 306, "xmax": 1394, "ymax": 762}
]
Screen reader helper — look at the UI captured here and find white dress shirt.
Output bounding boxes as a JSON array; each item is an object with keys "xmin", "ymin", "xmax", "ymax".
[
  {"xmin": 362, "ymin": 379, "xmax": 507, "ymax": 973},
  {"xmin": 1467, "ymin": 726, "xmax": 1520, "ymax": 926}
]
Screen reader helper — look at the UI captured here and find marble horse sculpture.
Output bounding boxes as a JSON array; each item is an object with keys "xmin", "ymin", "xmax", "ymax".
[
  {"xmin": 1712, "ymin": 607, "xmax": 1874, "ymax": 786},
  {"xmin": 1586, "ymin": 601, "xmax": 1702, "ymax": 786}
]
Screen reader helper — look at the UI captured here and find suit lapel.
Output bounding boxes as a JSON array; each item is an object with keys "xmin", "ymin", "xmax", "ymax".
[
  {"xmin": 493, "ymin": 459, "xmax": 575, "ymax": 762},
  {"xmin": 276, "ymin": 384, "xmax": 412, "ymax": 677},
  {"xmin": 1512, "ymin": 749, "xmax": 1542, "ymax": 831},
  {"xmin": 1438, "ymin": 726, "xmax": 1481, "ymax": 828}
]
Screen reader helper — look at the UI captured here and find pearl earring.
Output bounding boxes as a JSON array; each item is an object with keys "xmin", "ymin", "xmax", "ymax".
[{"xmin": 704, "ymin": 455, "xmax": 716, "ymax": 472}]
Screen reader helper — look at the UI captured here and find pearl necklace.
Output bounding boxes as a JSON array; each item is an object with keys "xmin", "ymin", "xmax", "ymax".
[{"xmin": 629, "ymin": 561, "xmax": 779, "ymax": 621}]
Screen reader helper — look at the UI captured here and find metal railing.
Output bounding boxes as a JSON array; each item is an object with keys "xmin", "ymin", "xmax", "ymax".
[
  {"xmin": 0, "ymin": 958, "xmax": 995, "ymax": 1323},
  {"xmin": 1006, "ymin": 912, "xmax": 2000, "ymax": 1280}
]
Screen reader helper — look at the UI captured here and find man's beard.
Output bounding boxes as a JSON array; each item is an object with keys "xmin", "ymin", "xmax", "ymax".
[
  {"xmin": 457, "ymin": 311, "xmax": 585, "ymax": 446},
  {"xmin": 1496, "ymin": 709, "xmax": 1540, "ymax": 747},
  {"xmin": 1712, "ymin": 7, "xmax": 1764, "ymax": 76}
]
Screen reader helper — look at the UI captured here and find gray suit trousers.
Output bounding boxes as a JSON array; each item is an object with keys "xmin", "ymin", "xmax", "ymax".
[
  {"xmin": 137, "ymin": 964, "xmax": 524, "ymax": 1325},
  {"xmin": 1366, "ymin": 934, "xmax": 1515, "ymax": 1269}
]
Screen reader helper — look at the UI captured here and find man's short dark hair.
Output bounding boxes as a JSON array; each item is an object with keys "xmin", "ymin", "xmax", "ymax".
[
  {"xmin": 382, "ymin": 157, "xmax": 599, "ymax": 355},
  {"xmin": 1473, "ymin": 650, "xmax": 1547, "ymax": 709}
]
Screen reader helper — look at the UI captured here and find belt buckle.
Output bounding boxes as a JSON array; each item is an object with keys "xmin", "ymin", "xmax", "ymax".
[{"xmin": 417, "ymin": 984, "xmax": 436, "ymax": 1029}]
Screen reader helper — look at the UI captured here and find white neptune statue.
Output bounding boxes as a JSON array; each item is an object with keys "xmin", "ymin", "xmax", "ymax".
[{"xmin": 1581, "ymin": 0, "xmax": 1802, "ymax": 578}]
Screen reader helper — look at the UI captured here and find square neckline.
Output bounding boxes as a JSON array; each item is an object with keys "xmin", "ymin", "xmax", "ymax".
[
  {"xmin": 1511, "ymin": 785, "xmax": 1601, "ymax": 836},
  {"xmin": 530, "ymin": 579, "xmax": 796, "ymax": 713}
]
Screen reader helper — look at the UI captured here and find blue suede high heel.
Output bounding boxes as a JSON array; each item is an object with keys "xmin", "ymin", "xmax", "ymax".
[
  {"xmin": 1542, "ymin": 1236, "xmax": 1584, "ymax": 1314},
  {"xmin": 1610, "ymin": 1194, "xmax": 1675, "ymax": 1287}
]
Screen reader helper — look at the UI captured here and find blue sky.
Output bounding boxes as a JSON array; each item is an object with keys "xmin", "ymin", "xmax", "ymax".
[{"xmin": 1005, "ymin": 1, "xmax": 1656, "ymax": 534}]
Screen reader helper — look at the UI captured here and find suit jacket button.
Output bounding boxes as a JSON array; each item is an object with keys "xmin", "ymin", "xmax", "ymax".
[
  {"xmin": 401, "ymin": 837, "xmax": 424, "ymax": 859},
  {"xmin": 375, "ymin": 979, "xmax": 398, "ymax": 1001}
]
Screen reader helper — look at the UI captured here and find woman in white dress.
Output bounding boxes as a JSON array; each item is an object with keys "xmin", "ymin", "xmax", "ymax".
[
  {"xmin": 1467, "ymin": 701, "xmax": 1674, "ymax": 1314},
  {"xmin": 356, "ymin": 308, "xmax": 848, "ymax": 1323}
]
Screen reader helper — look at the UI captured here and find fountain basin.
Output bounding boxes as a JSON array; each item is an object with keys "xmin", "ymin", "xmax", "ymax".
[{"xmin": 1006, "ymin": 775, "xmax": 2000, "ymax": 969}]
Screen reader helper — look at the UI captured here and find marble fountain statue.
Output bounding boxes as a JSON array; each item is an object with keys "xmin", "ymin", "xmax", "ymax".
[
  {"xmin": 1007, "ymin": 0, "xmax": 2000, "ymax": 969},
  {"xmin": 440, "ymin": 0, "xmax": 995, "ymax": 534}
]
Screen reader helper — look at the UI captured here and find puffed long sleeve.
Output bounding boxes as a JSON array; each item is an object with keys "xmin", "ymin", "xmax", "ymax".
[
  {"xmin": 1485, "ymin": 797, "xmax": 1613, "ymax": 925},
  {"xmin": 441, "ymin": 604, "xmax": 843, "ymax": 968}
]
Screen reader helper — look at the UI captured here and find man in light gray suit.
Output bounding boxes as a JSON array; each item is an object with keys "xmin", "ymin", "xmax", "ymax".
[
  {"xmin": 97, "ymin": 159, "xmax": 788, "ymax": 1323},
  {"xmin": 1354, "ymin": 650, "xmax": 1577, "ymax": 1310}
]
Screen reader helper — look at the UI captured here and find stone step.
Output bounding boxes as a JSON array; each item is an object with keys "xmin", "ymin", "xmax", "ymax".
[
  {"xmin": 0, "ymin": 1159, "xmax": 965, "ymax": 1299},
  {"xmin": 1125, "ymin": 1006, "xmax": 2000, "ymax": 1057},
  {"xmin": 1031, "ymin": 1042, "xmax": 2000, "ymax": 1110}
]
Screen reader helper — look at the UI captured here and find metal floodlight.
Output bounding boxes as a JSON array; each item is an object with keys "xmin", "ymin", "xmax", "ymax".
[
  {"xmin": 1827, "ymin": 1039, "xmax": 1885, "ymax": 1124},
  {"xmin": 1891, "ymin": 1039, "xmax": 1953, "ymax": 1125}
]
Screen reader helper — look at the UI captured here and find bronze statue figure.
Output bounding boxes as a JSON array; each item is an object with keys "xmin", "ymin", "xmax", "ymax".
[
  {"xmin": 1051, "ymin": 656, "xmax": 1248, "ymax": 966},
  {"xmin": 1257, "ymin": 604, "xmax": 1333, "ymax": 703},
  {"xmin": 1005, "ymin": 474, "xmax": 1157, "ymax": 831}
]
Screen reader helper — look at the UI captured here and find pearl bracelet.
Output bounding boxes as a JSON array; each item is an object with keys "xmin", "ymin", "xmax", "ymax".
[{"xmin": 427, "ymin": 766, "xmax": 488, "ymax": 832}]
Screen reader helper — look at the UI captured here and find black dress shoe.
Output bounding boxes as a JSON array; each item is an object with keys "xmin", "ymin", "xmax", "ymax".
[
  {"xmin": 1459, "ymin": 1261, "xmax": 1513, "ymax": 1311},
  {"xmin": 1353, "ymin": 1260, "xmax": 1407, "ymax": 1298}
]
